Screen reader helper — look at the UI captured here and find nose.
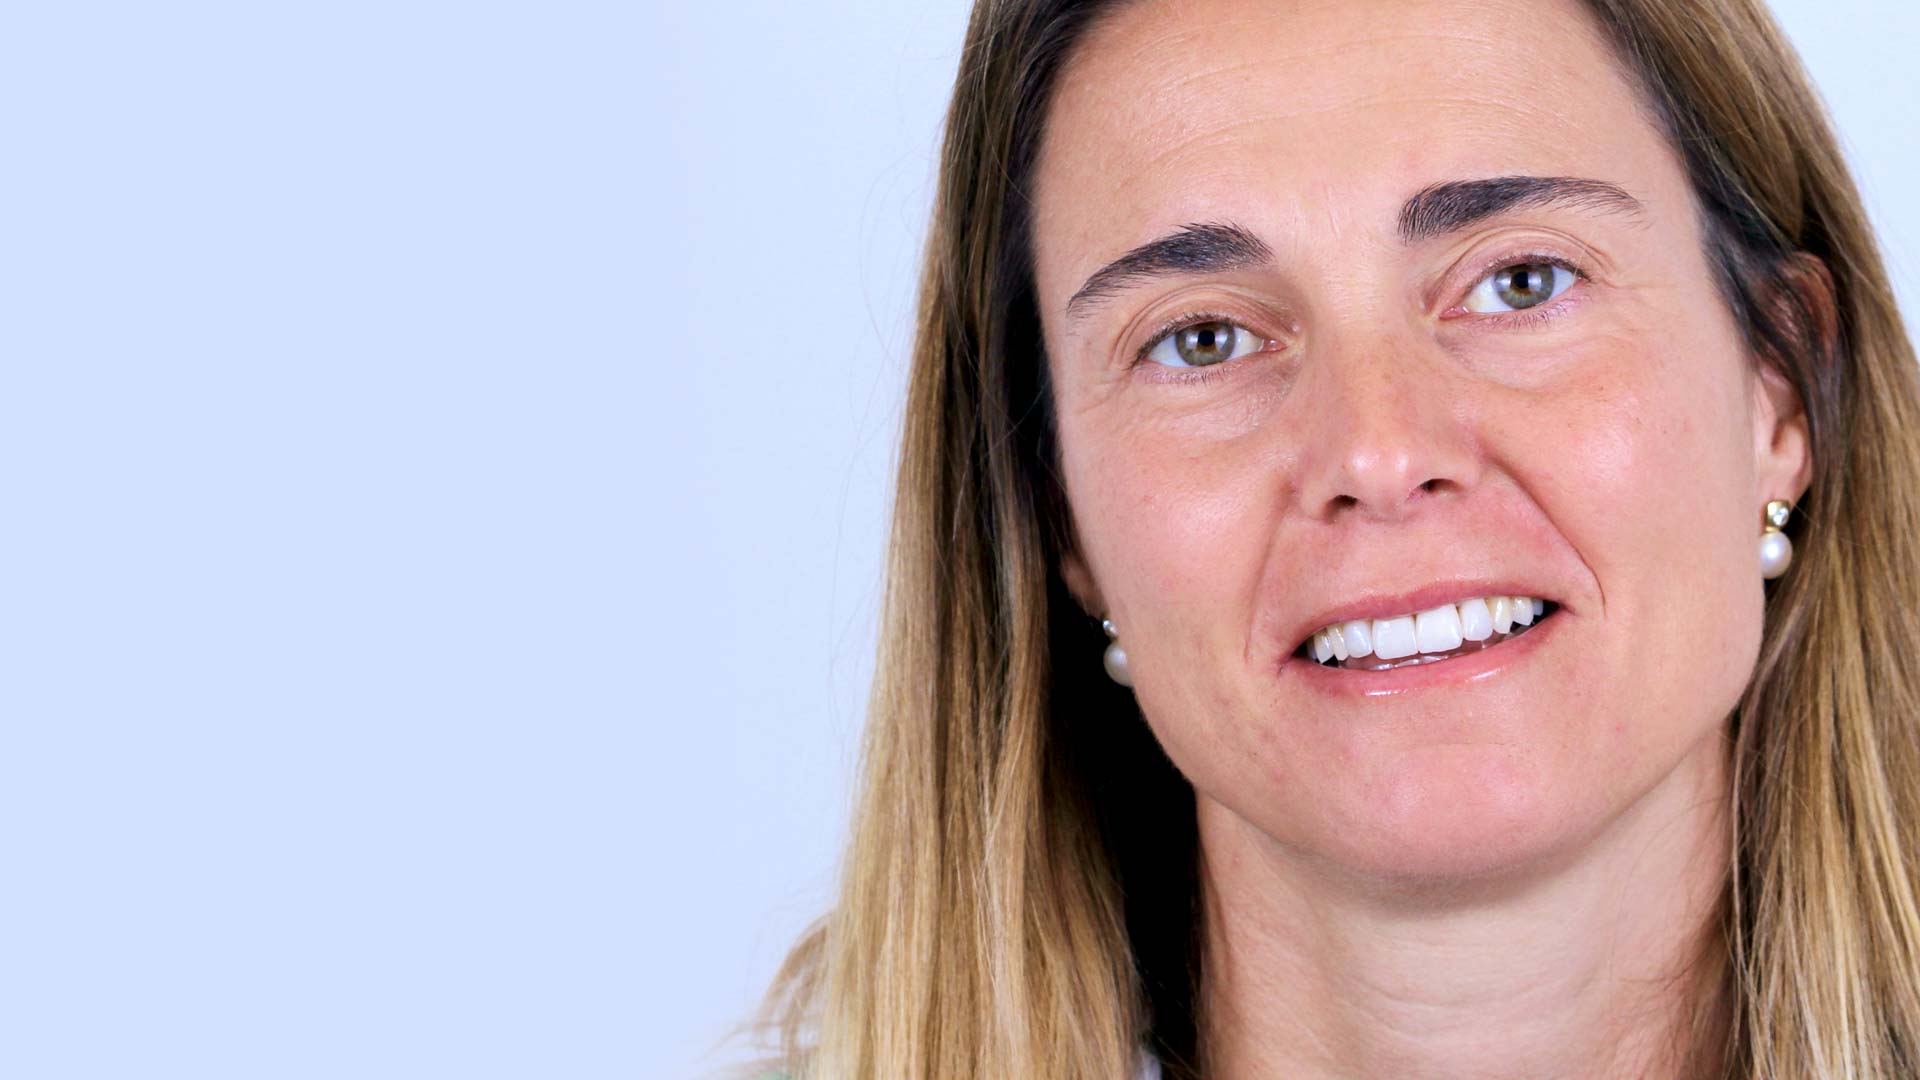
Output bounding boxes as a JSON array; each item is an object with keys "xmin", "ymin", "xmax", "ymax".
[{"xmin": 1291, "ymin": 329, "xmax": 1482, "ymax": 523}]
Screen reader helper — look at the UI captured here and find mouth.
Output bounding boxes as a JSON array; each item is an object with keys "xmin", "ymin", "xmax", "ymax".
[{"xmin": 1291, "ymin": 595, "xmax": 1562, "ymax": 672}]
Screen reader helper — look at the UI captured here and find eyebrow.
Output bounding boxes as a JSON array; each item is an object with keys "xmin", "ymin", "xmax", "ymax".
[
  {"xmin": 1063, "ymin": 175, "xmax": 1644, "ymax": 322},
  {"xmin": 1065, "ymin": 221, "xmax": 1272, "ymax": 322},
  {"xmin": 1397, "ymin": 175, "xmax": 1644, "ymax": 243}
]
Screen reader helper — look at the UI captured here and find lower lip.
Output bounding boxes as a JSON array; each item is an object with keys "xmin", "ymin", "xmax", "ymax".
[{"xmin": 1282, "ymin": 609, "xmax": 1565, "ymax": 698}]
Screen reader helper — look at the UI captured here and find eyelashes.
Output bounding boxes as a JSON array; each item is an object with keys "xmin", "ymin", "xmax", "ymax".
[{"xmin": 1130, "ymin": 253, "xmax": 1591, "ymax": 383}]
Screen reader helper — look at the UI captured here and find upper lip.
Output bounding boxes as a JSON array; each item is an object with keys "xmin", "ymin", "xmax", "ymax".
[{"xmin": 1278, "ymin": 578, "xmax": 1564, "ymax": 657}]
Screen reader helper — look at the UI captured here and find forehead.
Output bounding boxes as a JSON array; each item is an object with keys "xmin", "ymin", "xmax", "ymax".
[{"xmin": 1030, "ymin": 0, "xmax": 1683, "ymax": 311}]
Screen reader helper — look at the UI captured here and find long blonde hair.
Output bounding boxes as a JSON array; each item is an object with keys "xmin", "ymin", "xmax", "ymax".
[{"xmin": 758, "ymin": 1, "xmax": 1920, "ymax": 1075}]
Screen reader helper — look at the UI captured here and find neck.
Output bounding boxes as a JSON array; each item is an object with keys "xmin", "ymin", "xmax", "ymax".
[{"xmin": 1196, "ymin": 735, "xmax": 1732, "ymax": 1080}]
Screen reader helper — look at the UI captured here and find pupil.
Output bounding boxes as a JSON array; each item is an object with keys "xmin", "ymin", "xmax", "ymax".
[
  {"xmin": 1497, "ymin": 263, "xmax": 1554, "ymax": 308},
  {"xmin": 1178, "ymin": 321, "xmax": 1235, "ymax": 365}
]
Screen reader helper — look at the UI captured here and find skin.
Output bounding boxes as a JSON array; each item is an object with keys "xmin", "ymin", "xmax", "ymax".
[{"xmin": 1033, "ymin": 0, "xmax": 1817, "ymax": 1075}]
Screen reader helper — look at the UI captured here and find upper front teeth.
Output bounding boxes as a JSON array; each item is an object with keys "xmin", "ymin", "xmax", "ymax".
[{"xmin": 1309, "ymin": 595, "xmax": 1546, "ymax": 663}]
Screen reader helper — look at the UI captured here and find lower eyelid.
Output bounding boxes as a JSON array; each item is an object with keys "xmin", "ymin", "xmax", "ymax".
[
  {"xmin": 1451, "ymin": 286, "xmax": 1588, "ymax": 329},
  {"xmin": 1134, "ymin": 339, "xmax": 1283, "ymax": 383},
  {"xmin": 1136, "ymin": 360, "xmax": 1243, "ymax": 386}
]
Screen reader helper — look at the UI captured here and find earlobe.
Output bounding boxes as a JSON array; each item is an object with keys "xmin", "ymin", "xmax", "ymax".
[
  {"xmin": 1059, "ymin": 547, "xmax": 1105, "ymax": 619},
  {"xmin": 1752, "ymin": 361, "xmax": 1813, "ymax": 506},
  {"xmin": 1062, "ymin": 546, "xmax": 1131, "ymax": 685}
]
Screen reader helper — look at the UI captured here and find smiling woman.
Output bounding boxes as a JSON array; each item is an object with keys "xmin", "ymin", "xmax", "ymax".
[{"xmin": 751, "ymin": 0, "xmax": 1920, "ymax": 1077}]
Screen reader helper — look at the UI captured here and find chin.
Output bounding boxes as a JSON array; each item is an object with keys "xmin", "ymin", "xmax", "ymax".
[{"xmin": 1298, "ymin": 750, "xmax": 1606, "ymax": 898}]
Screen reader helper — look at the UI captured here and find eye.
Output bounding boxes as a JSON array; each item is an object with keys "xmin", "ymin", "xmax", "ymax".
[
  {"xmin": 1462, "ymin": 260, "xmax": 1579, "ymax": 313},
  {"xmin": 1141, "ymin": 318, "xmax": 1269, "ymax": 368}
]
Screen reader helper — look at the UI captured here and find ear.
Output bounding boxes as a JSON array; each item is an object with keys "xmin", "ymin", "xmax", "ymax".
[
  {"xmin": 1750, "ymin": 253, "xmax": 1830, "ymax": 509},
  {"xmin": 1059, "ymin": 543, "xmax": 1106, "ymax": 621},
  {"xmin": 1751, "ymin": 359, "xmax": 1811, "ymax": 507}
]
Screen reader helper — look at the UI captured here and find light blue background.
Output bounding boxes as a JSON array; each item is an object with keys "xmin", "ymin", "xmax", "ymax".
[{"xmin": 1, "ymin": 2, "xmax": 1910, "ymax": 1078}]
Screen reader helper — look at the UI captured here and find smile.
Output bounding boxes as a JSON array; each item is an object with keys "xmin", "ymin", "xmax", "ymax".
[{"xmin": 1295, "ymin": 595, "xmax": 1559, "ymax": 672}]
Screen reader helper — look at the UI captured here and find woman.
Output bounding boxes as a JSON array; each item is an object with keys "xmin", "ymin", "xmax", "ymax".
[{"xmin": 757, "ymin": 0, "xmax": 1920, "ymax": 1075}]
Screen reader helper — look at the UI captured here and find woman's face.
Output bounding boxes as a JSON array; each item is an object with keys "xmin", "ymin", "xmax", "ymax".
[{"xmin": 1034, "ymin": 0, "xmax": 1811, "ymax": 883}]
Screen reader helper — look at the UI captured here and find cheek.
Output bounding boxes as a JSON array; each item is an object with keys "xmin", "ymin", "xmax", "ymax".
[
  {"xmin": 1060, "ymin": 401, "xmax": 1286, "ymax": 736},
  {"xmin": 1066, "ymin": 408, "xmax": 1277, "ymax": 624},
  {"xmin": 1510, "ymin": 331, "xmax": 1761, "ymax": 738},
  {"xmin": 1495, "ymin": 318, "xmax": 1747, "ymax": 553}
]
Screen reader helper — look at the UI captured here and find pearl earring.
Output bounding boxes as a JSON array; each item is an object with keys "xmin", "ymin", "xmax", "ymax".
[
  {"xmin": 1760, "ymin": 499, "xmax": 1794, "ymax": 579},
  {"xmin": 1101, "ymin": 618, "xmax": 1133, "ymax": 687}
]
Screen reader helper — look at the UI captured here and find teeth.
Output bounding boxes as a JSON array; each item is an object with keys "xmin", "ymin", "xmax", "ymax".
[
  {"xmin": 1414, "ymin": 604, "xmax": 1464, "ymax": 653},
  {"xmin": 1304, "ymin": 593, "xmax": 1551, "ymax": 667},
  {"xmin": 1372, "ymin": 615, "xmax": 1419, "ymax": 660},
  {"xmin": 1511, "ymin": 595, "xmax": 1534, "ymax": 626},
  {"xmin": 1458, "ymin": 597, "xmax": 1493, "ymax": 641},
  {"xmin": 1340, "ymin": 619, "xmax": 1373, "ymax": 658}
]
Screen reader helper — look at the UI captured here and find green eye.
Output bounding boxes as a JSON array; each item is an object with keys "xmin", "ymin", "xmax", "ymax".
[
  {"xmin": 1463, "ymin": 261, "xmax": 1578, "ymax": 313},
  {"xmin": 1142, "ymin": 319, "xmax": 1267, "ymax": 368}
]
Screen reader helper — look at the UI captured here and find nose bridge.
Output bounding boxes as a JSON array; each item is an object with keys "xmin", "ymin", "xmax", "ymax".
[{"xmin": 1294, "ymin": 322, "xmax": 1479, "ymax": 522}]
